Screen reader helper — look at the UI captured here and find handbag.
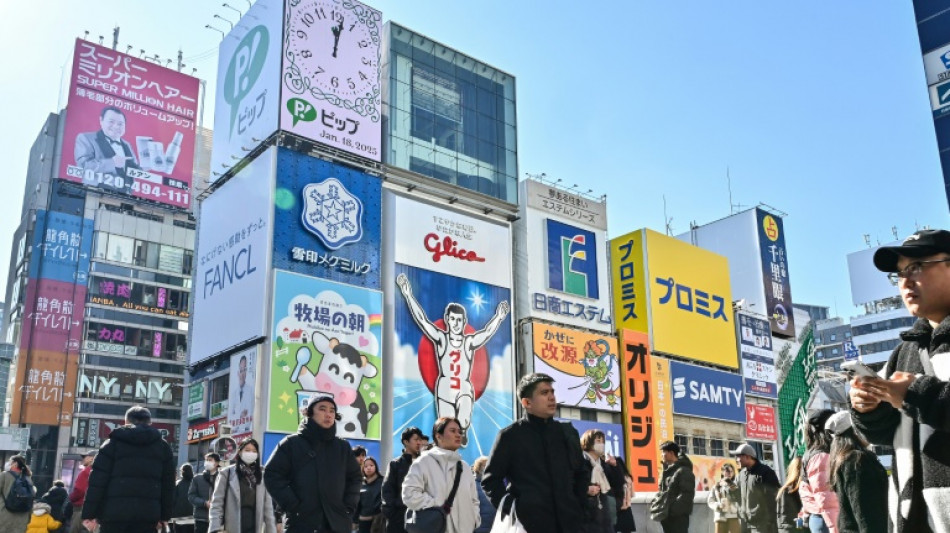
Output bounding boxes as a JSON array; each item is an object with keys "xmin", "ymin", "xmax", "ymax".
[
  {"xmin": 405, "ymin": 461, "xmax": 463, "ymax": 533},
  {"xmin": 490, "ymin": 494, "xmax": 527, "ymax": 533},
  {"xmin": 649, "ymin": 488, "xmax": 671, "ymax": 522}
]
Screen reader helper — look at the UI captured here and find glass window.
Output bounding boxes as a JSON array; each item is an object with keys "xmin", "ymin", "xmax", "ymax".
[
  {"xmin": 158, "ymin": 246, "xmax": 184, "ymax": 274},
  {"xmin": 106, "ymin": 235, "xmax": 134, "ymax": 264},
  {"xmin": 94, "ymin": 232, "xmax": 109, "ymax": 260},
  {"xmin": 133, "ymin": 240, "xmax": 148, "ymax": 267},
  {"xmin": 692, "ymin": 436, "xmax": 707, "ymax": 456},
  {"xmin": 830, "ymin": 334, "xmax": 837, "ymax": 341},
  {"xmin": 710, "ymin": 439, "xmax": 724, "ymax": 457},
  {"xmin": 674, "ymin": 434, "xmax": 688, "ymax": 451},
  {"xmin": 146, "ymin": 243, "xmax": 161, "ymax": 269}
]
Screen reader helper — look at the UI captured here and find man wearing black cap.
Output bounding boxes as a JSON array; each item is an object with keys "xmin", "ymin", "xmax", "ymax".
[
  {"xmin": 381, "ymin": 426, "xmax": 426, "ymax": 533},
  {"xmin": 731, "ymin": 442, "xmax": 778, "ymax": 533},
  {"xmin": 264, "ymin": 395, "xmax": 362, "ymax": 533},
  {"xmin": 481, "ymin": 373, "xmax": 590, "ymax": 533},
  {"xmin": 849, "ymin": 229, "xmax": 950, "ymax": 533}
]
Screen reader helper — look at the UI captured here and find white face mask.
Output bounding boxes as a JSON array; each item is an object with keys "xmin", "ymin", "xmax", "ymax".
[
  {"xmin": 240, "ymin": 452, "xmax": 258, "ymax": 464},
  {"xmin": 34, "ymin": 509, "xmax": 47, "ymax": 516},
  {"xmin": 204, "ymin": 461, "xmax": 216, "ymax": 471},
  {"xmin": 592, "ymin": 442, "xmax": 606, "ymax": 454}
]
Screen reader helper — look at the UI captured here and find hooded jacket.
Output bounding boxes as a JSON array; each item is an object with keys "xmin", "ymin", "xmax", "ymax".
[
  {"xmin": 403, "ymin": 447, "xmax": 480, "ymax": 533},
  {"xmin": 737, "ymin": 460, "xmax": 780, "ymax": 533},
  {"xmin": 658, "ymin": 454, "xmax": 695, "ymax": 518},
  {"xmin": 851, "ymin": 316, "xmax": 950, "ymax": 533},
  {"xmin": 187, "ymin": 470, "xmax": 217, "ymax": 522},
  {"xmin": 832, "ymin": 449, "xmax": 887, "ymax": 533},
  {"xmin": 798, "ymin": 451, "xmax": 839, "ymax": 533},
  {"xmin": 81, "ymin": 424, "xmax": 175, "ymax": 524},
  {"xmin": 264, "ymin": 418, "xmax": 362, "ymax": 533},
  {"xmin": 481, "ymin": 414, "xmax": 590, "ymax": 533},
  {"xmin": 26, "ymin": 503, "xmax": 60, "ymax": 533}
]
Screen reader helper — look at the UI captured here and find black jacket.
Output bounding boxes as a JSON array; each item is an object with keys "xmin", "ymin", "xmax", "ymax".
[
  {"xmin": 737, "ymin": 461, "xmax": 780, "ymax": 533},
  {"xmin": 381, "ymin": 452, "xmax": 413, "ymax": 533},
  {"xmin": 851, "ymin": 316, "xmax": 950, "ymax": 533},
  {"xmin": 658, "ymin": 454, "xmax": 695, "ymax": 518},
  {"xmin": 481, "ymin": 414, "xmax": 590, "ymax": 533},
  {"xmin": 264, "ymin": 418, "xmax": 362, "ymax": 533},
  {"xmin": 81, "ymin": 424, "xmax": 175, "ymax": 523},
  {"xmin": 172, "ymin": 476, "xmax": 193, "ymax": 518},
  {"xmin": 776, "ymin": 488, "xmax": 805, "ymax": 533},
  {"xmin": 40, "ymin": 486, "xmax": 71, "ymax": 522},
  {"xmin": 355, "ymin": 475, "xmax": 382, "ymax": 518},
  {"xmin": 833, "ymin": 450, "xmax": 887, "ymax": 533},
  {"xmin": 188, "ymin": 470, "xmax": 217, "ymax": 521}
]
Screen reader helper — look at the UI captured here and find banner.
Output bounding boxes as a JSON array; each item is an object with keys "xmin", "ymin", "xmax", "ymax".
[
  {"xmin": 532, "ymin": 323, "xmax": 620, "ymax": 411},
  {"xmin": 746, "ymin": 404, "xmax": 777, "ymax": 441},
  {"xmin": 610, "ymin": 231, "xmax": 648, "ymax": 334},
  {"xmin": 60, "ymin": 39, "xmax": 199, "ymax": 209},
  {"xmin": 268, "ymin": 271, "xmax": 383, "ymax": 440},
  {"xmin": 670, "ymin": 360, "xmax": 745, "ymax": 423},
  {"xmin": 619, "ymin": 330, "xmax": 659, "ymax": 491},
  {"xmin": 737, "ymin": 312, "xmax": 776, "ymax": 399},
  {"xmin": 756, "ymin": 208, "xmax": 795, "ymax": 337},
  {"xmin": 651, "ymin": 357, "xmax": 674, "ymax": 455},
  {"xmin": 691, "ymin": 456, "xmax": 739, "ymax": 492},
  {"xmin": 560, "ymin": 419, "xmax": 625, "ymax": 459},
  {"xmin": 778, "ymin": 328, "xmax": 816, "ymax": 465},
  {"xmin": 273, "ymin": 149, "xmax": 382, "ymax": 288},
  {"xmin": 28, "ymin": 210, "xmax": 93, "ymax": 284},
  {"xmin": 229, "ymin": 346, "xmax": 257, "ymax": 439}
]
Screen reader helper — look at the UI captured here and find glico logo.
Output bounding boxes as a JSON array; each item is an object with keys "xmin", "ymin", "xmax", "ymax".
[
  {"xmin": 223, "ymin": 24, "xmax": 269, "ymax": 139},
  {"xmin": 546, "ymin": 219, "xmax": 598, "ymax": 299}
]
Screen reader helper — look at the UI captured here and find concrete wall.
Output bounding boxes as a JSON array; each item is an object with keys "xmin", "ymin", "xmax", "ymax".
[{"xmin": 629, "ymin": 493, "xmax": 715, "ymax": 533}]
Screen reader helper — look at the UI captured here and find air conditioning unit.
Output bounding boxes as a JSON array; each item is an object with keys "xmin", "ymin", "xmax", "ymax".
[{"xmin": 219, "ymin": 424, "xmax": 232, "ymax": 436}]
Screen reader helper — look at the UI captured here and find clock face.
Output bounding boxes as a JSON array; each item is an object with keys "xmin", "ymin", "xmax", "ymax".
[{"xmin": 286, "ymin": 0, "xmax": 380, "ymax": 103}]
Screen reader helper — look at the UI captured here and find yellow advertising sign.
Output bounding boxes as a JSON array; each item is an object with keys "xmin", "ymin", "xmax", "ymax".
[
  {"xmin": 532, "ymin": 323, "xmax": 621, "ymax": 411},
  {"xmin": 651, "ymin": 356, "xmax": 674, "ymax": 451},
  {"xmin": 644, "ymin": 229, "xmax": 738, "ymax": 368},
  {"xmin": 618, "ymin": 330, "xmax": 659, "ymax": 491},
  {"xmin": 610, "ymin": 230, "xmax": 648, "ymax": 334}
]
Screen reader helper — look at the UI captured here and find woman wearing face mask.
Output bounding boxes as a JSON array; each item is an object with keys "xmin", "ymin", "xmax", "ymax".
[
  {"xmin": 355, "ymin": 457, "xmax": 384, "ymax": 533},
  {"xmin": 707, "ymin": 463, "xmax": 741, "ymax": 533},
  {"xmin": 580, "ymin": 430, "xmax": 623, "ymax": 533},
  {"xmin": 0, "ymin": 455, "xmax": 36, "ymax": 533},
  {"xmin": 209, "ymin": 439, "xmax": 277, "ymax": 533}
]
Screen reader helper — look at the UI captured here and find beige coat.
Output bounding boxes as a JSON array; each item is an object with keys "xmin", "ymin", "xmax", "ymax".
[
  {"xmin": 0, "ymin": 471, "xmax": 35, "ymax": 533},
  {"xmin": 403, "ymin": 447, "xmax": 480, "ymax": 533},
  {"xmin": 208, "ymin": 465, "xmax": 276, "ymax": 533}
]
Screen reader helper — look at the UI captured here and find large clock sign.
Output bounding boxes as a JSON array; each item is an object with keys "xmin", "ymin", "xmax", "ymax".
[{"xmin": 281, "ymin": 0, "xmax": 382, "ymax": 162}]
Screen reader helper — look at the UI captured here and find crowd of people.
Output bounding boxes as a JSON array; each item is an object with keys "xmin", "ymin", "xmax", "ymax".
[{"xmin": 2, "ymin": 230, "xmax": 950, "ymax": 533}]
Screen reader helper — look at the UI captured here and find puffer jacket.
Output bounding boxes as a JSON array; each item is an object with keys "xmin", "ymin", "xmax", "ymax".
[
  {"xmin": 403, "ymin": 447, "xmax": 480, "ymax": 533},
  {"xmin": 707, "ymin": 477, "xmax": 740, "ymax": 521},
  {"xmin": 188, "ymin": 470, "xmax": 217, "ymax": 522},
  {"xmin": 798, "ymin": 451, "xmax": 839, "ymax": 533},
  {"xmin": 81, "ymin": 424, "xmax": 175, "ymax": 523},
  {"xmin": 26, "ymin": 503, "xmax": 61, "ymax": 533},
  {"xmin": 658, "ymin": 454, "xmax": 695, "ymax": 518},
  {"xmin": 737, "ymin": 461, "xmax": 780, "ymax": 533}
]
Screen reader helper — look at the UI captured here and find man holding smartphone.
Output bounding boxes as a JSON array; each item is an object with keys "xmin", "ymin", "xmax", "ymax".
[{"xmin": 849, "ymin": 229, "xmax": 950, "ymax": 533}]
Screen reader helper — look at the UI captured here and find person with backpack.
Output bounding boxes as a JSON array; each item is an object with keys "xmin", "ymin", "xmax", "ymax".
[
  {"xmin": 0, "ymin": 455, "xmax": 36, "ymax": 533},
  {"xmin": 39, "ymin": 481, "xmax": 71, "ymax": 533}
]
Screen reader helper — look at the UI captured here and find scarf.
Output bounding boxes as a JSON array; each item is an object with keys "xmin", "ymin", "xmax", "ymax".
[
  {"xmin": 585, "ymin": 452, "xmax": 611, "ymax": 494},
  {"xmin": 238, "ymin": 461, "xmax": 260, "ymax": 486}
]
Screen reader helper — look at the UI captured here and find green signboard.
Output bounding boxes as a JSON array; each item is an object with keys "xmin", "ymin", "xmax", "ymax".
[
  {"xmin": 777, "ymin": 327, "xmax": 816, "ymax": 465},
  {"xmin": 187, "ymin": 381, "xmax": 206, "ymax": 421}
]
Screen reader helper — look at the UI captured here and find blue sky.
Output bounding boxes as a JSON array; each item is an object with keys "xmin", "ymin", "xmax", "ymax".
[{"xmin": 1, "ymin": 1, "xmax": 946, "ymax": 320}]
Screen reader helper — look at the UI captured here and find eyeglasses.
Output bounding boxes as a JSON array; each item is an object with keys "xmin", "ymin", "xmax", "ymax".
[{"xmin": 887, "ymin": 258, "xmax": 950, "ymax": 284}]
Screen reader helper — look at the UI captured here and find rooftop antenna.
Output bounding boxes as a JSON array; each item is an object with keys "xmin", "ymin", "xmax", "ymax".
[
  {"xmin": 863, "ymin": 234, "xmax": 871, "ymax": 248},
  {"xmin": 83, "ymin": 30, "xmax": 89, "ymax": 41},
  {"xmin": 727, "ymin": 166, "xmax": 746, "ymax": 214},
  {"xmin": 98, "ymin": 35, "xmax": 104, "ymax": 45},
  {"xmin": 112, "ymin": 26, "xmax": 119, "ymax": 51},
  {"xmin": 663, "ymin": 195, "xmax": 674, "ymax": 236},
  {"xmin": 892, "ymin": 226, "xmax": 899, "ymax": 240}
]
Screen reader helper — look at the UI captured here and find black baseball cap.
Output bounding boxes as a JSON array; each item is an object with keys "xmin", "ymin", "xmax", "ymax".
[
  {"xmin": 873, "ymin": 229, "xmax": 950, "ymax": 273},
  {"xmin": 806, "ymin": 409, "xmax": 835, "ymax": 429}
]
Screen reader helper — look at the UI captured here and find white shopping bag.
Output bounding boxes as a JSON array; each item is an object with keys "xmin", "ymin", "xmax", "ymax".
[{"xmin": 490, "ymin": 494, "xmax": 528, "ymax": 533}]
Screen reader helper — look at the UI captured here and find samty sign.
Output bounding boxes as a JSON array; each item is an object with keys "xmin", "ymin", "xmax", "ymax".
[{"xmin": 670, "ymin": 360, "xmax": 745, "ymax": 423}]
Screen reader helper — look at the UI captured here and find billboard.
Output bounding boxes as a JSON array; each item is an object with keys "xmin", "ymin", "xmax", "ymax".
[
  {"xmin": 737, "ymin": 312, "xmax": 776, "ymax": 399},
  {"xmin": 390, "ymin": 194, "xmax": 514, "ymax": 464},
  {"xmin": 651, "ymin": 357, "xmax": 674, "ymax": 455},
  {"xmin": 560, "ymin": 419, "xmax": 625, "ymax": 459},
  {"xmin": 191, "ymin": 148, "xmax": 275, "ymax": 364},
  {"xmin": 531, "ymin": 323, "xmax": 619, "ymax": 411},
  {"xmin": 646, "ymin": 230, "xmax": 738, "ymax": 368},
  {"xmin": 756, "ymin": 209, "xmax": 795, "ymax": 337},
  {"xmin": 28, "ymin": 210, "xmax": 93, "ymax": 285},
  {"xmin": 229, "ymin": 345, "xmax": 258, "ymax": 439},
  {"xmin": 692, "ymin": 456, "xmax": 739, "ymax": 492},
  {"xmin": 778, "ymin": 328, "xmax": 816, "ymax": 465},
  {"xmin": 210, "ymin": 0, "xmax": 282, "ymax": 180},
  {"xmin": 273, "ymin": 148, "xmax": 382, "ymax": 288},
  {"xmin": 60, "ymin": 39, "xmax": 199, "ymax": 210},
  {"xmin": 75, "ymin": 418, "xmax": 179, "ymax": 450},
  {"xmin": 847, "ymin": 243, "xmax": 900, "ymax": 306},
  {"xmin": 670, "ymin": 361, "xmax": 745, "ymax": 423},
  {"xmin": 281, "ymin": 0, "xmax": 383, "ymax": 161},
  {"xmin": 268, "ymin": 271, "xmax": 383, "ymax": 440},
  {"xmin": 88, "ymin": 276, "xmax": 189, "ymax": 320},
  {"xmin": 746, "ymin": 404, "xmax": 777, "ymax": 441},
  {"xmin": 610, "ymin": 230, "xmax": 649, "ymax": 334},
  {"xmin": 618, "ymin": 330, "xmax": 659, "ymax": 492},
  {"xmin": 518, "ymin": 180, "xmax": 611, "ymax": 331}
]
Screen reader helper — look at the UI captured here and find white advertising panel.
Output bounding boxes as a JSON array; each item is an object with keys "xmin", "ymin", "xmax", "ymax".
[
  {"xmin": 280, "ymin": 0, "xmax": 382, "ymax": 161},
  {"xmin": 392, "ymin": 194, "xmax": 512, "ymax": 288},
  {"xmin": 519, "ymin": 180, "xmax": 611, "ymax": 332},
  {"xmin": 228, "ymin": 345, "xmax": 257, "ymax": 438},
  {"xmin": 190, "ymin": 148, "xmax": 275, "ymax": 364},
  {"xmin": 210, "ymin": 0, "xmax": 282, "ymax": 180},
  {"xmin": 737, "ymin": 311, "xmax": 776, "ymax": 399},
  {"xmin": 847, "ymin": 243, "xmax": 900, "ymax": 306},
  {"xmin": 924, "ymin": 43, "xmax": 950, "ymax": 86}
]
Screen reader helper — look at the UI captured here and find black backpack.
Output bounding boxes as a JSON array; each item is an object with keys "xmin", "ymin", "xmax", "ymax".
[{"xmin": 4, "ymin": 472, "xmax": 33, "ymax": 513}]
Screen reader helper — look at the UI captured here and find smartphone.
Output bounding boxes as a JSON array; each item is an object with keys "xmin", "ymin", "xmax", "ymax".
[{"xmin": 841, "ymin": 360, "xmax": 877, "ymax": 378}]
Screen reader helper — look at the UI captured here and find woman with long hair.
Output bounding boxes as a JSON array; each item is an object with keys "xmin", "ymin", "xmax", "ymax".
[
  {"xmin": 209, "ymin": 439, "xmax": 277, "ymax": 533},
  {"xmin": 403, "ymin": 417, "xmax": 480, "ymax": 533},
  {"xmin": 579, "ymin": 429, "xmax": 620, "ymax": 533},
  {"xmin": 0, "ymin": 455, "xmax": 35, "ymax": 533},
  {"xmin": 826, "ymin": 412, "xmax": 886, "ymax": 533},
  {"xmin": 799, "ymin": 410, "xmax": 840, "ymax": 533},
  {"xmin": 355, "ymin": 457, "xmax": 384, "ymax": 533},
  {"xmin": 777, "ymin": 457, "xmax": 808, "ymax": 533},
  {"xmin": 707, "ymin": 462, "xmax": 741, "ymax": 533}
]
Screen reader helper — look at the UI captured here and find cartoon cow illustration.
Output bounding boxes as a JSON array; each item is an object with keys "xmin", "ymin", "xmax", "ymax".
[{"xmin": 290, "ymin": 331, "xmax": 379, "ymax": 438}]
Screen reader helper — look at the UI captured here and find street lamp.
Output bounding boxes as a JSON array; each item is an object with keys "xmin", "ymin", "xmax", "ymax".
[
  {"xmin": 222, "ymin": 3, "xmax": 243, "ymax": 18},
  {"xmin": 214, "ymin": 14, "xmax": 234, "ymax": 30},
  {"xmin": 204, "ymin": 24, "xmax": 226, "ymax": 39}
]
